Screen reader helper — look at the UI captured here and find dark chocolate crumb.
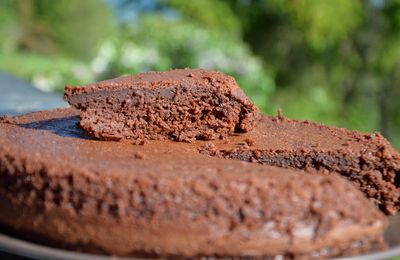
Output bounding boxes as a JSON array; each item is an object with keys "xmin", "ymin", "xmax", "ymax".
[
  {"xmin": 133, "ymin": 152, "xmax": 145, "ymax": 159},
  {"xmin": 102, "ymin": 134, "xmax": 123, "ymax": 141},
  {"xmin": 244, "ymin": 138, "xmax": 255, "ymax": 146},
  {"xmin": 131, "ymin": 139, "xmax": 148, "ymax": 146},
  {"xmin": 311, "ymin": 143, "xmax": 320, "ymax": 148},
  {"xmin": 0, "ymin": 115, "xmax": 18, "ymax": 124},
  {"xmin": 198, "ymin": 142, "xmax": 217, "ymax": 155}
]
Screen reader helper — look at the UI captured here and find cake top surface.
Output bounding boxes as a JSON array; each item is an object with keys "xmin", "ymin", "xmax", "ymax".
[
  {"xmin": 0, "ymin": 108, "xmax": 382, "ymax": 202},
  {"xmin": 1, "ymin": 108, "xmax": 397, "ymax": 181},
  {"xmin": 204, "ymin": 114, "xmax": 400, "ymax": 159},
  {"xmin": 0, "ymin": 108, "xmax": 274, "ymax": 180},
  {"xmin": 64, "ymin": 68, "xmax": 242, "ymax": 96}
]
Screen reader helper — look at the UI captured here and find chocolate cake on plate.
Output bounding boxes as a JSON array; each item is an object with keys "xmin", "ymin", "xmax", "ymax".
[
  {"xmin": 0, "ymin": 108, "xmax": 387, "ymax": 259},
  {"xmin": 1, "ymin": 68, "xmax": 398, "ymax": 259}
]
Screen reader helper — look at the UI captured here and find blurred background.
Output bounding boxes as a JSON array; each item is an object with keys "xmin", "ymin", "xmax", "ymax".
[{"xmin": 0, "ymin": 0, "xmax": 399, "ymax": 149}]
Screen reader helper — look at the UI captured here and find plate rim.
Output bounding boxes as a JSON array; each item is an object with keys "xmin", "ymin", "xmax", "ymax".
[{"xmin": 0, "ymin": 232, "xmax": 399, "ymax": 260}]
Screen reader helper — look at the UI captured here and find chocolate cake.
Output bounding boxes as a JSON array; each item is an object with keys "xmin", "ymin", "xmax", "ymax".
[
  {"xmin": 0, "ymin": 108, "xmax": 388, "ymax": 259},
  {"xmin": 64, "ymin": 68, "xmax": 259, "ymax": 142},
  {"xmin": 198, "ymin": 114, "xmax": 400, "ymax": 215}
]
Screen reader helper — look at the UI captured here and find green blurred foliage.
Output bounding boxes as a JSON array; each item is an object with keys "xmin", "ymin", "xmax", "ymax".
[
  {"xmin": 0, "ymin": 0, "xmax": 399, "ymax": 149},
  {"xmin": 164, "ymin": 0, "xmax": 241, "ymax": 36},
  {"xmin": 288, "ymin": 0, "xmax": 363, "ymax": 50},
  {"xmin": 225, "ymin": 0, "xmax": 400, "ymax": 149},
  {"xmin": 0, "ymin": 0, "xmax": 18, "ymax": 53},
  {"xmin": 0, "ymin": 51, "xmax": 92, "ymax": 89},
  {"xmin": 34, "ymin": 0, "xmax": 116, "ymax": 59}
]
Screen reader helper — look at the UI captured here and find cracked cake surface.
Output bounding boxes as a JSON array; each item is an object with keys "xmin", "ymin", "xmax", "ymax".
[
  {"xmin": 198, "ymin": 114, "xmax": 400, "ymax": 215},
  {"xmin": 64, "ymin": 68, "xmax": 259, "ymax": 142},
  {"xmin": 0, "ymin": 108, "xmax": 388, "ymax": 259}
]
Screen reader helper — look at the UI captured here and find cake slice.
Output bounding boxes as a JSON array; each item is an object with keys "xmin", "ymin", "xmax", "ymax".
[
  {"xmin": 0, "ymin": 108, "xmax": 388, "ymax": 259},
  {"xmin": 199, "ymin": 114, "xmax": 400, "ymax": 215},
  {"xmin": 64, "ymin": 68, "xmax": 259, "ymax": 142}
]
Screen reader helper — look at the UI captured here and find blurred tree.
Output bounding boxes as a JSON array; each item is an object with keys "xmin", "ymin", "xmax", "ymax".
[
  {"xmin": 0, "ymin": 0, "xmax": 115, "ymax": 91},
  {"xmin": 0, "ymin": 0, "xmax": 115, "ymax": 60},
  {"xmin": 34, "ymin": 0, "xmax": 116, "ymax": 59},
  {"xmin": 163, "ymin": 0, "xmax": 242, "ymax": 36},
  {"xmin": 0, "ymin": 0, "xmax": 18, "ymax": 53},
  {"xmin": 223, "ymin": 0, "xmax": 400, "ymax": 148},
  {"xmin": 16, "ymin": 0, "xmax": 58, "ymax": 55},
  {"xmin": 111, "ymin": 0, "xmax": 241, "ymax": 35}
]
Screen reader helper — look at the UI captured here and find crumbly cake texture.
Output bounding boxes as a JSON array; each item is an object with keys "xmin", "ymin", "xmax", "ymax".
[
  {"xmin": 198, "ymin": 114, "xmax": 400, "ymax": 215},
  {"xmin": 64, "ymin": 68, "xmax": 259, "ymax": 142},
  {"xmin": 0, "ymin": 108, "xmax": 387, "ymax": 259}
]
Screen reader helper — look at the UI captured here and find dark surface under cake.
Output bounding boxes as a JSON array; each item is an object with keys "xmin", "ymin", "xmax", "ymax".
[
  {"xmin": 64, "ymin": 68, "xmax": 259, "ymax": 142},
  {"xmin": 198, "ymin": 114, "xmax": 400, "ymax": 215},
  {"xmin": 0, "ymin": 108, "xmax": 388, "ymax": 259}
]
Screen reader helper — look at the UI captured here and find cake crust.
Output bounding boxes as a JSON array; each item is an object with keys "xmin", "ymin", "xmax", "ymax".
[
  {"xmin": 64, "ymin": 69, "xmax": 259, "ymax": 142},
  {"xmin": 0, "ymin": 108, "xmax": 388, "ymax": 258}
]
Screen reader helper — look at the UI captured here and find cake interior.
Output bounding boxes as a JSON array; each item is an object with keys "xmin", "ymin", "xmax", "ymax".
[{"xmin": 69, "ymin": 85, "xmax": 257, "ymax": 142}]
